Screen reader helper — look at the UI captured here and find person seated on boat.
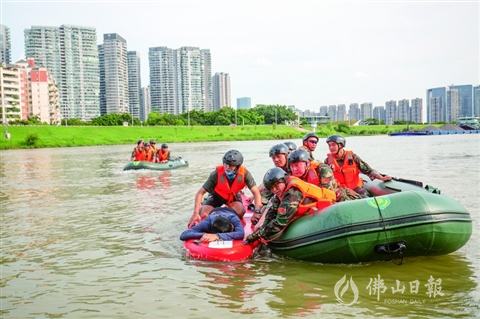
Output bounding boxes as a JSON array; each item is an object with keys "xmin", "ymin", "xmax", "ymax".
[
  {"xmin": 180, "ymin": 207, "xmax": 244, "ymax": 242},
  {"xmin": 299, "ymin": 133, "xmax": 319, "ymax": 160},
  {"xmin": 244, "ymin": 167, "xmax": 336, "ymax": 244},
  {"xmin": 324, "ymin": 134, "xmax": 392, "ymax": 198},
  {"xmin": 149, "ymin": 139, "xmax": 158, "ymax": 159},
  {"xmin": 143, "ymin": 142, "xmax": 155, "ymax": 162},
  {"xmin": 253, "ymin": 143, "xmax": 292, "ymax": 225},
  {"xmin": 188, "ymin": 149, "xmax": 262, "ymax": 228},
  {"xmin": 131, "ymin": 139, "xmax": 146, "ymax": 161},
  {"xmin": 288, "ymin": 148, "xmax": 362, "ymax": 202},
  {"xmin": 283, "ymin": 141, "xmax": 297, "ymax": 153},
  {"xmin": 157, "ymin": 143, "xmax": 170, "ymax": 163}
]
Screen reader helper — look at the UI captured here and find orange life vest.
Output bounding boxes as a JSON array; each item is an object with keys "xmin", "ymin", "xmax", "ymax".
[
  {"xmin": 214, "ymin": 165, "xmax": 247, "ymax": 205},
  {"xmin": 144, "ymin": 149, "xmax": 155, "ymax": 162},
  {"xmin": 280, "ymin": 176, "xmax": 336, "ymax": 215},
  {"xmin": 326, "ymin": 150, "xmax": 363, "ymax": 189},
  {"xmin": 134, "ymin": 147, "xmax": 146, "ymax": 161},
  {"xmin": 303, "ymin": 161, "xmax": 323, "ymax": 186},
  {"xmin": 157, "ymin": 149, "xmax": 170, "ymax": 162}
]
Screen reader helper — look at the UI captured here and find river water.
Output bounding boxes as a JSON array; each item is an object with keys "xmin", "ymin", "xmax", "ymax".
[{"xmin": 1, "ymin": 134, "xmax": 479, "ymax": 318}]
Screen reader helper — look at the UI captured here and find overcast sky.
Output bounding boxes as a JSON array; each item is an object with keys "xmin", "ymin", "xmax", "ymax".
[{"xmin": 1, "ymin": 0, "xmax": 479, "ymax": 112}]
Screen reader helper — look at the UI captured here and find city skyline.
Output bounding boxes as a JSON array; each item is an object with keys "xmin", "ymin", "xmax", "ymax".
[{"xmin": 2, "ymin": 1, "xmax": 477, "ymax": 113}]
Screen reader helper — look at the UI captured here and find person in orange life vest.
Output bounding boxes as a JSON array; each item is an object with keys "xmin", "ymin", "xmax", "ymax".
[
  {"xmin": 143, "ymin": 142, "xmax": 155, "ymax": 162},
  {"xmin": 253, "ymin": 143, "xmax": 292, "ymax": 225},
  {"xmin": 156, "ymin": 143, "xmax": 170, "ymax": 163},
  {"xmin": 324, "ymin": 134, "xmax": 392, "ymax": 198},
  {"xmin": 245, "ymin": 167, "xmax": 336, "ymax": 243},
  {"xmin": 131, "ymin": 139, "xmax": 146, "ymax": 161},
  {"xmin": 288, "ymin": 148, "xmax": 362, "ymax": 202},
  {"xmin": 299, "ymin": 132, "xmax": 319, "ymax": 160},
  {"xmin": 149, "ymin": 139, "xmax": 158, "ymax": 160},
  {"xmin": 188, "ymin": 150, "xmax": 262, "ymax": 228}
]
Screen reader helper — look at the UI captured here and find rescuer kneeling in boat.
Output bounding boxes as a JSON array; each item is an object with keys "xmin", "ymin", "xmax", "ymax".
[
  {"xmin": 244, "ymin": 167, "xmax": 336, "ymax": 244},
  {"xmin": 180, "ymin": 207, "xmax": 244, "ymax": 242},
  {"xmin": 188, "ymin": 150, "xmax": 262, "ymax": 228}
]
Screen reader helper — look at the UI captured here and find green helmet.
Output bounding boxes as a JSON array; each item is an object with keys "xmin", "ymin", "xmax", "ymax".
[
  {"xmin": 263, "ymin": 167, "xmax": 288, "ymax": 191},
  {"xmin": 287, "ymin": 148, "xmax": 311, "ymax": 165},
  {"xmin": 269, "ymin": 143, "xmax": 289, "ymax": 157},
  {"xmin": 326, "ymin": 134, "xmax": 346, "ymax": 147}
]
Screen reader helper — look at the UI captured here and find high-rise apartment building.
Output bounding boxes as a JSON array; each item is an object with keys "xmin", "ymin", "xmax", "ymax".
[
  {"xmin": 426, "ymin": 87, "xmax": 446, "ymax": 124},
  {"xmin": 385, "ymin": 100, "xmax": 396, "ymax": 125},
  {"xmin": 237, "ymin": 97, "xmax": 251, "ymax": 109},
  {"xmin": 140, "ymin": 86, "xmax": 151, "ymax": 122},
  {"xmin": 410, "ymin": 98, "xmax": 423, "ymax": 124},
  {"xmin": 127, "ymin": 51, "xmax": 142, "ymax": 121},
  {"xmin": 212, "ymin": 72, "xmax": 231, "ymax": 110},
  {"xmin": 0, "ymin": 65, "xmax": 22, "ymax": 124},
  {"xmin": 25, "ymin": 25, "xmax": 100, "ymax": 121},
  {"xmin": 474, "ymin": 85, "xmax": 480, "ymax": 117},
  {"xmin": 98, "ymin": 33, "xmax": 129, "ymax": 116},
  {"xmin": 148, "ymin": 46, "xmax": 212, "ymax": 115},
  {"xmin": 319, "ymin": 106, "xmax": 328, "ymax": 116},
  {"xmin": 396, "ymin": 99, "xmax": 409, "ymax": 122},
  {"xmin": 446, "ymin": 84, "xmax": 473, "ymax": 122},
  {"xmin": 0, "ymin": 24, "xmax": 12, "ymax": 65},
  {"xmin": 348, "ymin": 103, "xmax": 360, "ymax": 122},
  {"xmin": 336, "ymin": 104, "xmax": 347, "ymax": 121},
  {"xmin": 373, "ymin": 106, "xmax": 386, "ymax": 124},
  {"xmin": 360, "ymin": 102, "xmax": 373, "ymax": 122},
  {"xmin": 328, "ymin": 105, "xmax": 337, "ymax": 121}
]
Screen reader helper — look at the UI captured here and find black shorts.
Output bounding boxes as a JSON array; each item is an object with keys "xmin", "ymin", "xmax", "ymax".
[{"xmin": 204, "ymin": 192, "xmax": 242, "ymax": 207}]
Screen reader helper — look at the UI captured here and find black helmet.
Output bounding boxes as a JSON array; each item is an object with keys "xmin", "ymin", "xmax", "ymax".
[
  {"xmin": 137, "ymin": 139, "xmax": 144, "ymax": 145},
  {"xmin": 161, "ymin": 143, "xmax": 168, "ymax": 148},
  {"xmin": 144, "ymin": 142, "xmax": 150, "ymax": 147},
  {"xmin": 269, "ymin": 143, "xmax": 289, "ymax": 157},
  {"xmin": 283, "ymin": 141, "xmax": 297, "ymax": 151},
  {"xmin": 302, "ymin": 132, "xmax": 319, "ymax": 143},
  {"xmin": 326, "ymin": 134, "xmax": 346, "ymax": 147},
  {"xmin": 150, "ymin": 139, "xmax": 156, "ymax": 144},
  {"xmin": 263, "ymin": 167, "xmax": 288, "ymax": 191},
  {"xmin": 287, "ymin": 148, "xmax": 311, "ymax": 165},
  {"xmin": 223, "ymin": 150, "xmax": 243, "ymax": 166}
]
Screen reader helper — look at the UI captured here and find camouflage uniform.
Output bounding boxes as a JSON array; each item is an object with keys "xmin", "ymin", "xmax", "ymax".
[
  {"xmin": 260, "ymin": 164, "xmax": 291, "ymax": 205},
  {"xmin": 247, "ymin": 187, "xmax": 304, "ymax": 242},
  {"xmin": 312, "ymin": 163, "xmax": 362, "ymax": 202},
  {"xmin": 324, "ymin": 152, "xmax": 381, "ymax": 198}
]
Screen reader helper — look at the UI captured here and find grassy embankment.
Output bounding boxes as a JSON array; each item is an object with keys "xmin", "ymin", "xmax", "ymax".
[{"xmin": 0, "ymin": 124, "xmax": 430, "ymax": 150}]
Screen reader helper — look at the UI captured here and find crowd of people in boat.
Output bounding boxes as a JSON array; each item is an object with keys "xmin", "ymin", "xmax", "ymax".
[
  {"xmin": 180, "ymin": 132, "xmax": 392, "ymax": 245},
  {"xmin": 130, "ymin": 139, "xmax": 171, "ymax": 163}
]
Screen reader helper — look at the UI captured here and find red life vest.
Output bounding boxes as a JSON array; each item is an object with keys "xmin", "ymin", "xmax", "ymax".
[
  {"xmin": 134, "ymin": 147, "xmax": 146, "ymax": 161},
  {"xmin": 281, "ymin": 176, "xmax": 336, "ymax": 215},
  {"xmin": 326, "ymin": 150, "xmax": 363, "ymax": 189},
  {"xmin": 303, "ymin": 161, "xmax": 322, "ymax": 186},
  {"xmin": 214, "ymin": 165, "xmax": 247, "ymax": 205},
  {"xmin": 157, "ymin": 150, "xmax": 170, "ymax": 162}
]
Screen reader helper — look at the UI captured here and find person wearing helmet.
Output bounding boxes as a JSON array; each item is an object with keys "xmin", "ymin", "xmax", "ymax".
[
  {"xmin": 288, "ymin": 149, "xmax": 361, "ymax": 202},
  {"xmin": 143, "ymin": 142, "xmax": 155, "ymax": 162},
  {"xmin": 325, "ymin": 134, "xmax": 392, "ymax": 198},
  {"xmin": 157, "ymin": 143, "xmax": 170, "ymax": 163},
  {"xmin": 244, "ymin": 167, "xmax": 335, "ymax": 243},
  {"xmin": 300, "ymin": 132, "xmax": 319, "ymax": 160},
  {"xmin": 130, "ymin": 139, "xmax": 146, "ymax": 161},
  {"xmin": 252, "ymin": 143, "xmax": 292, "ymax": 225},
  {"xmin": 188, "ymin": 150, "xmax": 262, "ymax": 228},
  {"xmin": 283, "ymin": 141, "xmax": 297, "ymax": 153},
  {"xmin": 149, "ymin": 139, "xmax": 157, "ymax": 157}
]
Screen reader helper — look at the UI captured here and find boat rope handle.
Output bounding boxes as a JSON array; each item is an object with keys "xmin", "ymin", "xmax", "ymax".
[{"xmin": 373, "ymin": 196, "xmax": 404, "ymax": 266}]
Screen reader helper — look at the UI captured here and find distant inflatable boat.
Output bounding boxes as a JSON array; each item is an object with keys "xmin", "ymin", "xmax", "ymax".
[
  {"xmin": 266, "ymin": 177, "xmax": 472, "ymax": 264},
  {"xmin": 123, "ymin": 158, "xmax": 188, "ymax": 171}
]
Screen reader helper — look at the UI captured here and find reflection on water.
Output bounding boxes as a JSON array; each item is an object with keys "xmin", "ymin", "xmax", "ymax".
[{"xmin": 1, "ymin": 135, "xmax": 479, "ymax": 318}]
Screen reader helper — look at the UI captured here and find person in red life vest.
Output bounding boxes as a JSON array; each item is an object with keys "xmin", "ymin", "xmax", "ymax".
[
  {"xmin": 188, "ymin": 150, "xmax": 262, "ymax": 228},
  {"xmin": 143, "ymin": 142, "xmax": 155, "ymax": 162},
  {"xmin": 288, "ymin": 148, "xmax": 361, "ymax": 202},
  {"xmin": 156, "ymin": 143, "xmax": 170, "ymax": 163},
  {"xmin": 299, "ymin": 132, "xmax": 319, "ymax": 160},
  {"xmin": 244, "ymin": 167, "xmax": 336, "ymax": 243},
  {"xmin": 252, "ymin": 143, "xmax": 292, "ymax": 225},
  {"xmin": 324, "ymin": 134, "xmax": 392, "ymax": 198},
  {"xmin": 131, "ymin": 139, "xmax": 146, "ymax": 161}
]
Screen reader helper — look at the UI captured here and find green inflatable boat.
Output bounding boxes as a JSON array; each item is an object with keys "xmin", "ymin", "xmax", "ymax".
[
  {"xmin": 267, "ymin": 177, "xmax": 472, "ymax": 264},
  {"xmin": 123, "ymin": 158, "xmax": 189, "ymax": 171}
]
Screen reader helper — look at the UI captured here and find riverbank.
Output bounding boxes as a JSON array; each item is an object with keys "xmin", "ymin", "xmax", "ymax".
[{"xmin": 0, "ymin": 124, "xmax": 427, "ymax": 150}]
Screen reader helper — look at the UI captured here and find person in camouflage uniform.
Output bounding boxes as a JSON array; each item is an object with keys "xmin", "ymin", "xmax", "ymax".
[
  {"xmin": 299, "ymin": 132, "xmax": 319, "ymax": 160},
  {"xmin": 325, "ymin": 135, "xmax": 392, "ymax": 198},
  {"xmin": 246, "ymin": 167, "xmax": 335, "ymax": 243},
  {"xmin": 288, "ymin": 148, "xmax": 362, "ymax": 202}
]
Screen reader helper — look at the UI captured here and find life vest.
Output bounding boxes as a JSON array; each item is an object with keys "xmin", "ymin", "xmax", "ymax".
[
  {"xmin": 214, "ymin": 165, "xmax": 247, "ymax": 205},
  {"xmin": 134, "ymin": 147, "xmax": 146, "ymax": 161},
  {"xmin": 299, "ymin": 145, "xmax": 314, "ymax": 159},
  {"xmin": 157, "ymin": 150, "xmax": 170, "ymax": 162},
  {"xmin": 303, "ymin": 161, "xmax": 322, "ymax": 186},
  {"xmin": 144, "ymin": 149, "xmax": 155, "ymax": 162},
  {"xmin": 326, "ymin": 150, "xmax": 363, "ymax": 189},
  {"xmin": 281, "ymin": 176, "xmax": 336, "ymax": 215}
]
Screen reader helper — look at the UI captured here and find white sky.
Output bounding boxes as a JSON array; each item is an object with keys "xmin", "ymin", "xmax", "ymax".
[{"xmin": 1, "ymin": 0, "xmax": 479, "ymax": 112}]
